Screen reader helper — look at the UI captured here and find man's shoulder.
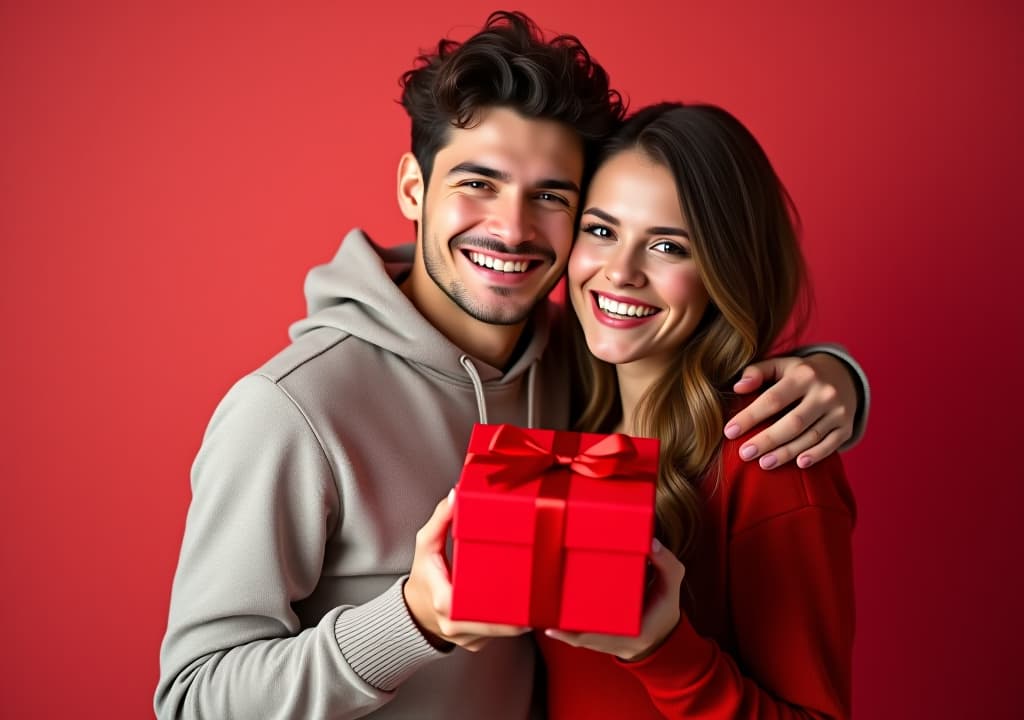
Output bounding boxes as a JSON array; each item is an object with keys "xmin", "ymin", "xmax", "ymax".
[
  {"xmin": 252, "ymin": 325, "xmax": 349, "ymax": 383},
  {"xmin": 252, "ymin": 323, "xmax": 429, "ymax": 422},
  {"xmin": 254, "ymin": 325, "xmax": 393, "ymax": 388}
]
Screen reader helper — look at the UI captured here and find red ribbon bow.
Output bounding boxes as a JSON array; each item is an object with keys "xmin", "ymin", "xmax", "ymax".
[{"xmin": 465, "ymin": 424, "xmax": 639, "ymax": 486}]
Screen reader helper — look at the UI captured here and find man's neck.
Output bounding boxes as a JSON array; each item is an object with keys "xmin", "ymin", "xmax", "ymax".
[{"xmin": 400, "ymin": 269, "xmax": 527, "ymax": 371}]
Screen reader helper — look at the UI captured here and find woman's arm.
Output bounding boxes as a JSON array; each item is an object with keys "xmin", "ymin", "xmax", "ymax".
[{"xmin": 547, "ymin": 454, "xmax": 855, "ymax": 718}]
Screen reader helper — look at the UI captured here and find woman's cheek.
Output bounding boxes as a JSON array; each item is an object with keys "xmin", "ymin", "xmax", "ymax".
[
  {"xmin": 660, "ymin": 264, "xmax": 707, "ymax": 307},
  {"xmin": 567, "ymin": 254, "xmax": 593, "ymax": 305},
  {"xmin": 568, "ymin": 242, "xmax": 601, "ymax": 285}
]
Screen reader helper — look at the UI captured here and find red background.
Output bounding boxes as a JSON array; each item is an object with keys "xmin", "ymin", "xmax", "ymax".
[{"xmin": 2, "ymin": 1, "xmax": 1021, "ymax": 717}]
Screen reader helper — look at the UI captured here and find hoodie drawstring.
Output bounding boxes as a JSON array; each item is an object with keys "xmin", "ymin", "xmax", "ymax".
[
  {"xmin": 459, "ymin": 355, "xmax": 489, "ymax": 425},
  {"xmin": 526, "ymin": 363, "xmax": 536, "ymax": 429},
  {"xmin": 459, "ymin": 354, "xmax": 540, "ymax": 429}
]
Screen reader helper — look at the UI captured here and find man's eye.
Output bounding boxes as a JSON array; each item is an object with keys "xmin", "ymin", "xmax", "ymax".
[
  {"xmin": 652, "ymin": 240, "xmax": 691, "ymax": 257},
  {"xmin": 462, "ymin": 180, "xmax": 491, "ymax": 190},
  {"xmin": 536, "ymin": 192, "xmax": 569, "ymax": 206}
]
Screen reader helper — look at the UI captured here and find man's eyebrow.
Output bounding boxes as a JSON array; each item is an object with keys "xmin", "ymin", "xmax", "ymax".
[
  {"xmin": 583, "ymin": 207, "xmax": 689, "ymax": 237},
  {"xmin": 447, "ymin": 163, "xmax": 510, "ymax": 182},
  {"xmin": 538, "ymin": 178, "xmax": 581, "ymax": 194},
  {"xmin": 447, "ymin": 162, "xmax": 580, "ymax": 194}
]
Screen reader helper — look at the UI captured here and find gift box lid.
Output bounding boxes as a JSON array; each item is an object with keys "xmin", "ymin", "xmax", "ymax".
[{"xmin": 453, "ymin": 424, "xmax": 657, "ymax": 554}]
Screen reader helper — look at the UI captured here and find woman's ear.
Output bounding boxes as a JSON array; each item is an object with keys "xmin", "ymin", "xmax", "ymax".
[{"xmin": 397, "ymin": 152, "xmax": 425, "ymax": 222}]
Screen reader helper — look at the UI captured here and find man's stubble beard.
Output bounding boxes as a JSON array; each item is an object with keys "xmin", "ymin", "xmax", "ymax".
[{"xmin": 421, "ymin": 220, "xmax": 554, "ymax": 327}]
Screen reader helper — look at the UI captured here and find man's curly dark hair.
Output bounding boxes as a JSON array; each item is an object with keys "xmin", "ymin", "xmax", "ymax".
[{"xmin": 400, "ymin": 10, "xmax": 626, "ymax": 186}]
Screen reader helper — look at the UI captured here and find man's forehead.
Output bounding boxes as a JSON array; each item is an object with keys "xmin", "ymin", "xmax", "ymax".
[{"xmin": 434, "ymin": 110, "xmax": 584, "ymax": 182}]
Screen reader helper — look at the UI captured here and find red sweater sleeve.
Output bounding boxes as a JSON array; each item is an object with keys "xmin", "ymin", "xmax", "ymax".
[{"xmin": 619, "ymin": 454, "xmax": 855, "ymax": 719}]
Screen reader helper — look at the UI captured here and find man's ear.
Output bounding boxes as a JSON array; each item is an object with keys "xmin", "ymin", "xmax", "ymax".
[{"xmin": 397, "ymin": 152, "xmax": 425, "ymax": 222}]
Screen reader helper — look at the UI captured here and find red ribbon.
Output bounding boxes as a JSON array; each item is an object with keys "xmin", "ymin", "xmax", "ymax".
[{"xmin": 465, "ymin": 424, "xmax": 640, "ymax": 486}]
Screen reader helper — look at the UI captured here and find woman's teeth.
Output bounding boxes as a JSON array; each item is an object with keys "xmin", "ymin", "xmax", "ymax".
[{"xmin": 597, "ymin": 294, "xmax": 657, "ymax": 318}]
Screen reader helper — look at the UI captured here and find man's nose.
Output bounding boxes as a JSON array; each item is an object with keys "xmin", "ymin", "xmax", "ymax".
[{"xmin": 484, "ymin": 193, "xmax": 535, "ymax": 247}]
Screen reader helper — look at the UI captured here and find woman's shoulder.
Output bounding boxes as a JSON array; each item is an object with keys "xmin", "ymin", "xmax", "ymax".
[{"xmin": 714, "ymin": 421, "xmax": 857, "ymax": 538}]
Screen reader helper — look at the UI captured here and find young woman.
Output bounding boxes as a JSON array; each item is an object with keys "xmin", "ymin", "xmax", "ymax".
[{"xmin": 539, "ymin": 103, "xmax": 855, "ymax": 719}]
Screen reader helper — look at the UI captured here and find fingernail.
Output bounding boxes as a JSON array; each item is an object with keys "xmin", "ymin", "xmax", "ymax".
[
  {"xmin": 724, "ymin": 422, "xmax": 741, "ymax": 439},
  {"xmin": 740, "ymin": 444, "xmax": 758, "ymax": 460},
  {"xmin": 447, "ymin": 488, "xmax": 455, "ymax": 505},
  {"xmin": 737, "ymin": 375, "xmax": 754, "ymax": 384},
  {"xmin": 651, "ymin": 537, "xmax": 662, "ymax": 553},
  {"xmin": 759, "ymin": 454, "xmax": 778, "ymax": 470},
  {"xmin": 797, "ymin": 455, "xmax": 813, "ymax": 469}
]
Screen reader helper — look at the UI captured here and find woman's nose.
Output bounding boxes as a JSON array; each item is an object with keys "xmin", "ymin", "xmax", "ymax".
[{"xmin": 604, "ymin": 244, "xmax": 645, "ymax": 287}]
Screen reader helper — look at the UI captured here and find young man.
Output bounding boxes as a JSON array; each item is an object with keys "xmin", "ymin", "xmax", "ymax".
[{"xmin": 156, "ymin": 12, "xmax": 868, "ymax": 719}]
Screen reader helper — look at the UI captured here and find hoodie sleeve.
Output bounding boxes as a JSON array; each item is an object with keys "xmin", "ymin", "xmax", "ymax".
[
  {"xmin": 155, "ymin": 374, "xmax": 443, "ymax": 720},
  {"xmin": 791, "ymin": 343, "xmax": 870, "ymax": 450}
]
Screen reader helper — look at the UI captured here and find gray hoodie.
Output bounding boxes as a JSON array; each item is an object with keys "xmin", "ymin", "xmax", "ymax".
[{"xmin": 156, "ymin": 229, "xmax": 569, "ymax": 719}]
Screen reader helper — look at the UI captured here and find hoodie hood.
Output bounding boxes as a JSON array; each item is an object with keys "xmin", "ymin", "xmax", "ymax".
[{"xmin": 289, "ymin": 229, "xmax": 554, "ymax": 386}]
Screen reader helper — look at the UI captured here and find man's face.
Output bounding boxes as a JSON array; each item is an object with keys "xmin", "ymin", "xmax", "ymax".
[{"xmin": 415, "ymin": 108, "xmax": 584, "ymax": 325}]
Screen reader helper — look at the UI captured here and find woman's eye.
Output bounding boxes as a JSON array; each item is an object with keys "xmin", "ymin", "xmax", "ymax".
[
  {"xmin": 581, "ymin": 223, "xmax": 613, "ymax": 239},
  {"xmin": 652, "ymin": 240, "xmax": 691, "ymax": 257}
]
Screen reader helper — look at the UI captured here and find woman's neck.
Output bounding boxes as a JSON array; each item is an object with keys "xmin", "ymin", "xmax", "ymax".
[{"xmin": 613, "ymin": 357, "xmax": 666, "ymax": 436}]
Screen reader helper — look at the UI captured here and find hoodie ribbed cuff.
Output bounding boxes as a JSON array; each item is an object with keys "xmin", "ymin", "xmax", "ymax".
[
  {"xmin": 334, "ymin": 578, "xmax": 444, "ymax": 691},
  {"xmin": 793, "ymin": 343, "xmax": 871, "ymax": 451}
]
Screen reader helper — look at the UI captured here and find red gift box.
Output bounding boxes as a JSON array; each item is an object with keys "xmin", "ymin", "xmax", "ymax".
[{"xmin": 449, "ymin": 423, "xmax": 658, "ymax": 636}]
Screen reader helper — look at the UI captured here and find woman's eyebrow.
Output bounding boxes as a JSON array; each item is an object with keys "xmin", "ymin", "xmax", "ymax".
[
  {"xmin": 582, "ymin": 207, "xmax": 619, "ymax": 225},
  {"xmin": 582, "ymin": 207, "xmax": 689, "ymax": 238},
  {"xmin": 646, "ymin": 225, "xmax": 689, "ymax": 238}
]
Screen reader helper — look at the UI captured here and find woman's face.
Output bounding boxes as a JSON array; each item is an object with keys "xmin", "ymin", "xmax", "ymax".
[{"xmin": 568, "ymin": 149, "xmax": 710, "ymax": 376}]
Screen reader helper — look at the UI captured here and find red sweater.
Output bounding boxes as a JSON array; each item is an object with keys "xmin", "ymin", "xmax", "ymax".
[{"xmin": 538, "ymin": 434, "xmax": 856, "ymax": 719}]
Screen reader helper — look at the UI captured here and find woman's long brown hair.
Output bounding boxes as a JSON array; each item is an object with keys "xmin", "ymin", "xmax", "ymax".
[{"xmin": 572, "ymin": 103, "xmax": 811, "ymax": 561}]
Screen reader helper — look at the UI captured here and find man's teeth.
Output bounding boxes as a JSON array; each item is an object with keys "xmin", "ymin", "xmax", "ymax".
[
  {"xmin": 469, "ymin": 252, "xmax": 530, "ymax": 273},
  {"xmin": 597, "ymin": 294, "xmax": 657, "ymax": 318}
]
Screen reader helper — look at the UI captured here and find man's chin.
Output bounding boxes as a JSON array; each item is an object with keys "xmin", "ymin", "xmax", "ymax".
[
  {"xmin": 432, "ymin": 265, "xmax": 551, "ymax": 326},
  {"xmin": 463, "ymin": 304, "xmax": 533, "ymax": 326},
  {"xmin": 455, "ymin": 283, "xmax": 545, "ymax": 325}
]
